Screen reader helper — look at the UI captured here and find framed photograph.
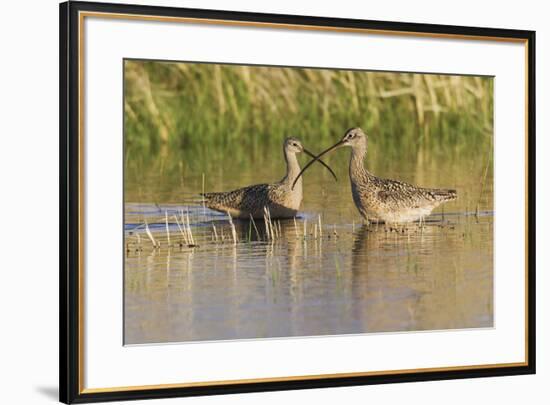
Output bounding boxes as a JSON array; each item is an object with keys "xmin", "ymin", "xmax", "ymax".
[{"xmin": 60, "ymin": 1, "xmax": 535, "ymax": 403}]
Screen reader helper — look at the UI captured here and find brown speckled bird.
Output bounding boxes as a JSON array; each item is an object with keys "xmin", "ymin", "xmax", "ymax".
[
  {"xmin": 293, "ymin": 128, "xmax": 457, "ymax": 223},
  {"xmin": 201, "ymin": 137, "xmax": 337, "ymax": 219}
]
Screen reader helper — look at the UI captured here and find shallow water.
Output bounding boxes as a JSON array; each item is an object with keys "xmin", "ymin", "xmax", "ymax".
[{"xmin": 124, "ymin": 149, "xmax": 493, "ymax": 344}]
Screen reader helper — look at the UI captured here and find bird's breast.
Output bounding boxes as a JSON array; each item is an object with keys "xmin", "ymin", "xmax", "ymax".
[{"xmin": 286, "ymin": 183, "xmax": 303, "ymax": 210}]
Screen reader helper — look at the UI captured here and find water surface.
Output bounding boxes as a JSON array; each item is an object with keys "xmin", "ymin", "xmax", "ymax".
[{"xmin": 124, "ymin": 148, "xmax": 493, "ymax": 344}]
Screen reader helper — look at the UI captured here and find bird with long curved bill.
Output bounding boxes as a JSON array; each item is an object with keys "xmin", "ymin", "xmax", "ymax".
[
  {"xmin": 292, "ymin": 127, "xmax": 457, "ymax": 224},
  {"xmin": 201, "ymin": 137, "xmax": 337, "ymax": 219}
]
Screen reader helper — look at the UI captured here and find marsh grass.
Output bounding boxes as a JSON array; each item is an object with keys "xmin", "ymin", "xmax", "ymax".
[
  {"xmin": 127, "ymin": 207, "xmax": 357, "ymax": 254},
  {"xmin": 124, "ymin": 60, "xmax": 493, "ymax": 165},
  {"xmin": 174, "ymin": 214, "xmax": 188, "ymax": 245}
]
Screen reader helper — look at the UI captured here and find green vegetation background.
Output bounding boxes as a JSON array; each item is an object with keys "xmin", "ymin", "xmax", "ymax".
[{"xmin": 124, "ymin": 60, "xmax": 493, "ymax": 203}]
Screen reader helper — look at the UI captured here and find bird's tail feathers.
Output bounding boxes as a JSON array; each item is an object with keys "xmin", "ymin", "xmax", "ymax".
[{"xmin": 433, "ymin": 189, "xmax": 458, "ymax": 201}]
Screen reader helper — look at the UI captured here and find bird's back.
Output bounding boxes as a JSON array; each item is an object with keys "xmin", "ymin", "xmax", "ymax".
[
  {"xmin": 202, "ymin": 181, "xmax": 304, "ymax": 218},
  {"xmin": 374, "ymin": 177, "xmax": 456, "ymax": 205},
  {"xmin": 201, "ymin": 183, "xmax": 271, "ymax": 218},
  {"xmin": 352, "ymin": 174, "xmax": 457, "ymax": 223}
]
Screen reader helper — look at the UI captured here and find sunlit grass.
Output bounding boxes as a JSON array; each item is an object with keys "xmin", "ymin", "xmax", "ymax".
[{"xmin": 124, "ymin": 60, "xmax": 493, "ymax": 168}]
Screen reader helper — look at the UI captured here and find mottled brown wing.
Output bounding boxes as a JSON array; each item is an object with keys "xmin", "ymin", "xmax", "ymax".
[
  {"xmin": 376, "ymin": 178, "xmax": 456, "ymax": 206},
  {"xmin": 375, "ymin": 178, "xmax": 437, "ymax": 208},
  {"xmin": 202, "ymin": 184, "xmax": 271, "ymax": 212}
]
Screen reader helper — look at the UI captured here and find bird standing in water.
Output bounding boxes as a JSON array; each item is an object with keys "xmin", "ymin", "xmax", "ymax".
[
  {"xmin": 293, "ymin": 128, "xmax": 457, "ymax": 224},
  {"xmin": 202, "ymin": 137, "xmax": 337, "ymax": 219}
]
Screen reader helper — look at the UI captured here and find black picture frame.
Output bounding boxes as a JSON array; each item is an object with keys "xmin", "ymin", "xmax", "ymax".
[{"xmin": 60, "ymin": 1, "xmax": 536, "ymax": 403}]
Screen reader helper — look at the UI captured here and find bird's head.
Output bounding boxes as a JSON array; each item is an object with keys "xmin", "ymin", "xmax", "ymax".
[
  {"xmin": 284, "ymin": 137, "xmax": 304, "ymax": 154},
  {"xmin": 340, "ymin": 127, "xmax": 368, "ymax": 150}
]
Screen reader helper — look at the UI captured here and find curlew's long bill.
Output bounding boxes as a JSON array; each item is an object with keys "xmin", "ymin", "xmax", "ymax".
[
  {"xmin": 293, "ymin": 128, "xmax": 457, "ymax": 224},
  {"xmin": 201, "ymin": 137, "xmax": 337, "ymax": 219}
]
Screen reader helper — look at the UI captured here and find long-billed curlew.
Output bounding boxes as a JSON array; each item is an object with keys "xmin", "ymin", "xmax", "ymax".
[
  {"xmin": 201, "ymin": 137, "xmax": 337, "ymax": 219},
  {"xmin": 293, "ymin": 128, "xmax": 457, "ymax": 223}
]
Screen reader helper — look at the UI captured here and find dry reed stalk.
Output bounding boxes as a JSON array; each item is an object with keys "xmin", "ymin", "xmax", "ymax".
[
  {"xmin": 213, "ymin": 65, "xmax": 226, "ymax": 114},
  {"xmin": 270, "ymin": 222, "xmax": 275, "ymax": 240},
  {"xmin": 201, "ymin": 172, "xmax": 206, "ymax": 219},
  {"xmin": 227, "ymin": 213, "xmax": 237, "ymax": 245},
  {"xmin": 303, "ymin": 218, "xmax": 307, "ymax": 240},
  {"xmin": 179, "ymin": 210, "xmax": 189, "ymax": 244},
  {"xmin": 476, "ymin": 145, "xmax": 492, "ymax": 217},
  {"xmin": 212, "ymin": 223, "xmax": 219, "ymax": 242},
  {"xmin": 173, "ymin": 215, "xmax": 189, "ymax": 245},
  {"xmin": 249, "ymin": 214, "xmax": 261, "ymax": 240},
  {"xmin": 136, "ymin": 66, "xmax": 169, "ymax": 143},
  {"xmin": 182, "ymin": 211, "xmax": 189, "ymax": 244},
  {"xmin": 314, "ymin": 224, "xmax": 318, "ymax": 239},
  {"xmin": 267, "ymin": 208, "xmax": 276, "ymax": 239},
  {"xmin": 165, "ymin": 211, "xmax": 171, "ymax": 247},
  {"xmin": 318, "ymin": 214, "xmax": 323, "ymax": 238},
  {"xmin": 424, "ymin": 75, "xmax": 441, "ymax": 118},
  {"xmin": 293, "ymin": 217, "xmax": 299, "ymax": 239},
  {"xmin": 263, "ymin": 207, "xmax": 271, "ymax": 240},
  {"xmin": 144, "ymin": 219, "xmax": 158, "ymax": 248},
  {"xmin": 412, "ymin": 74, "xmax": 425, "ymax": 125},
  {"xmin": 185, "ymin": 210, "xmax": 195, "ymax": 246},
  {"xmin": 273, "ymin": 220, "xmax": 279, "ymax": 239},
  {"xmin": 263, "ymin": 207, "xmax": 276, "ymax": 240},
  {"xmin": 180, "ymin": 209, "xmax": 194, "ymax": 246}
]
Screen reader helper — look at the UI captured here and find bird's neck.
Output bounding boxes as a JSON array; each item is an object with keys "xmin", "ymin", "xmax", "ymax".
[
  {"xmin": 282, "ymin": 150, "xmax": 302, "ymax": 188},
  {"xmin": 349, "ymin": 146, "xmax": 370, "ymax": 179}
]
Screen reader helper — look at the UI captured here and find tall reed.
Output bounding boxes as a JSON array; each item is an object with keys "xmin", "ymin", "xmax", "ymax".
[{"xmin": 124, "ymin": 60, "xmax": 493, "ymax": 161}]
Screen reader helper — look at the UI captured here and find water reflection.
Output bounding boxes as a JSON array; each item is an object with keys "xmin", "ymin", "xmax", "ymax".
[
  {"xmin": 124, "ymin": 208, "xmax": 493, "ymax": 344},
  {"xmin": 348, "ymin": 222, "xmax": 493, "ymax": 334}
]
